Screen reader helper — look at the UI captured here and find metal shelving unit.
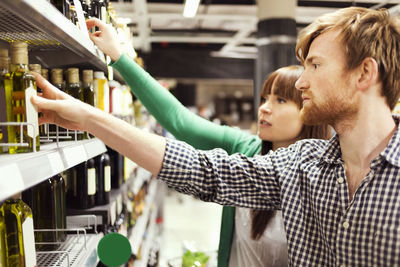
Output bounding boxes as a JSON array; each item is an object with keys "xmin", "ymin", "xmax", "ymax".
[
  {"xmin": 0, "ymin": 138, "xmax": 106, "ymax": 202},
  {"xmin": 0, "ymin": 0, "xmax": 123, "ymax": 83},
  {"xmin": 36, "ymin": 233, "xmax": 103, "ymax": 267}
]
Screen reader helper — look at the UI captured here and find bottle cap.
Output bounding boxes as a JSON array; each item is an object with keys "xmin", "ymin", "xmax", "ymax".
[
  {"xmin": 0, "ymin": 48, "xmax": 9, "ymax": 70},
  {"xmin": 67, "ymin": 68, "xmax": 80, "ymax": 83},
  {"xmin": 29, "ymin": 64, "xmax": 41, "ymax": 73},
  {"xmin": 82, "ymin": 69, "xmax": 94, "ymax": 84},
  {"xmin": 41, "ymin": 68, "xmax": 49, "ymax": 80},
  {"xmin": 10, "ymin": 41, "xmax": 28, "ymax": 65},
  {"xmin": 94, "ymin": 71, "xmax": 105, "ymax": 79},
  {"xmin": 51, "ymin": 68, "xmax": 63, "ymax": 85}
]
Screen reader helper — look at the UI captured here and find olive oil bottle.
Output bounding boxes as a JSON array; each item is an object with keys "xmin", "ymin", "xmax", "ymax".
[
  {"xmin": 82, "ymin": 69, "xmax": 95, "ymax": 106},
  {"xmin": 9, "ymin": 42, "xmax": 40, "ymax": 153},
  {"xmin": 1, "ymin": 196, "xmax": 37, "ymax": 267},
  {"xmin": 0, "ymin": 48, "xmax": 12, "ymax": 154}
]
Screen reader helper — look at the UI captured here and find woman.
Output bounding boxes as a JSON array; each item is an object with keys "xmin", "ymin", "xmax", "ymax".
[{"xmin": 86, "ymin": 18, "xmax": 330, "ymax": 266}]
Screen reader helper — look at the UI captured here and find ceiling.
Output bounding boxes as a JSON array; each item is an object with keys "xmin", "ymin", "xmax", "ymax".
[{"xmin": 110, "ymin": 0, "xmax": 400, "ymax": 58}]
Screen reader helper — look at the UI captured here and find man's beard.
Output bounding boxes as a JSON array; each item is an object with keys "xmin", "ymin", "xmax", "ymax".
[{"xmin": 300, "ymin": 94, "xmax": 358, "ymax": 126}]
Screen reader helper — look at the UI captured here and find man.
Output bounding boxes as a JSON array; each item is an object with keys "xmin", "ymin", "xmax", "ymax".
[{"xmin": 32, "ymin": 7, "xmax": 400, "ymax": 266}]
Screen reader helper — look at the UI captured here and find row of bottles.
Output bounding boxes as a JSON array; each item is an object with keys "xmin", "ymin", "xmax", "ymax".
[
  {"xmin": 0, "ymin": 40, "xmax": 123, "ymax": 153},
  {"xmin": 50, "ymin": 0, "xmax": 118, "ymax": 31}
]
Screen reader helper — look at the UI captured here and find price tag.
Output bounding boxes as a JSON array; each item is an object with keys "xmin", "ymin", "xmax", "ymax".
[{"xmin": 73, "ymin": 0, "xmax": 90, "ymax": 40}]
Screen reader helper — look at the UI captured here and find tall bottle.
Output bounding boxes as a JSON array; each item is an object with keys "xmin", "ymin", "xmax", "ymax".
[
  {"xmin": 0, "ymin": 211, "xmax": 6, "ymax": 267},
  {"xmin": 95, "ymin": 153, "xmax": 111, "ymax": 205},
  {"xmin": 54, "ymin": 174, "xmax": 67, "ymax": 242},
  {"xmin": 65, "ymin": 68, "xmax": 81, "ymax": 100},
  {"xmin": 1, "ymin": 195, "xmax": 37, "ymax": 267},
  {"xmin": 108, "ymin": 146, "xmax": 124, "ymax": 189},
  {"xmin": 75, "ymin": 159, "xmax": 96, "ymax": 209},
  {"xmin": 82, "ymin": 69, "xmax": 95, "ymax": 106},
  {"xmin": 22, "ymin": 178, "xmax": 58, "ymax": 251},
  {"xmin": 9, "ymin": 42, "xmax": 40, "ymax": 153},
  {"xmin": 93, "ymin": 71, "xmax": 109, "ymax": 113},
  {"xmin": 29, "ymin": 64, "xmax": 47, "ymax": 138},
  {"xmin": 0, "ymin": 48, "xmax": 12, "ymax": 154}
]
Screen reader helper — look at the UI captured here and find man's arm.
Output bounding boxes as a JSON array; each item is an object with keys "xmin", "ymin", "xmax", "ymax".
[{"xmin": 31, "ymin": 72, "xmax": 165, "ymax": 174}]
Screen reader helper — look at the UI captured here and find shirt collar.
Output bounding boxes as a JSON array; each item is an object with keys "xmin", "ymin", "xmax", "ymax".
[
  {"xmin": 319, "ymin": 115, "xmax": 400, "ymax": 167},
  {"xmin": 380, "ymin": 115, "xmax": 400, "ymax": 167}
]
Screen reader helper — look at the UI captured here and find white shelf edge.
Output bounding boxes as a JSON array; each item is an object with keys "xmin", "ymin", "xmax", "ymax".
[{"xmin": 0, "ymin": 138, "xmax": 106, "ymax": 202}]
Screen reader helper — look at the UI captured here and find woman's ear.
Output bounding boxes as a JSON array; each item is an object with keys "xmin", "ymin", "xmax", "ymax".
[{"xmin": 356, "ymin": 57, "xmax": 379, "ymax": 92}]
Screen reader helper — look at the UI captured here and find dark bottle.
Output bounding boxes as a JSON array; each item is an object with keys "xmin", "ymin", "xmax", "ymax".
[
  {"xmin": 108, "ymin": 146, "xmax": 124, "ymax": 188},
  {"xmin": 22, "ymin": 178, "xmax": 58, "ymax": 251},
  {"xmin": 75, "ymin": 159, "xmax": 96, "ymax": 209},
  {"xmin": 65, "ymin": 167, "xmax": 78, "ymax": 208},
  {"xmin": 95, "ymin": 153, "xmax": 111, "ymax": 205},
  {"xmin": 65, "ymin": 68, "xmax": 81, "ymax": 100},
  {"xmin": 82, "ymin": 69, "xmax": 95, "ymax": 106},
  {"xmin": 54, "ymin": 174, "xmax": 67, "ymax": 242}
]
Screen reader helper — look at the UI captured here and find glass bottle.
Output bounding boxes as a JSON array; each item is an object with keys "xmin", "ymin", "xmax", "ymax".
[
  {"xmin": 40, "ymin": 68, "xmax": 49, "ymax": 81},
  {"xmin": 0, "ymin": 211, "xmax": 6, "ymax": 267},
  {"xmin": 75, "ymin": 159, "xmax": 96, "ymax": 209},
  {"xmin": 82, "ymin": 69, "xmax": 95, "ymax": 106},
  {"xmin": 0, "ymin": 48, "xmax": 11, "ymax": 154},
  {"xmin": 50, "ymin": 68, "xmax": 64, "ymax": 91},
  {"xmin": 22, "ymin": 178, "xmax": 58, "ymax": 251},
  {"xmin": 1, "ymin": 195, "xmax": 37, "ymax": 267},
  {"xmin": 9, "ymin": 41, "xmax": 40, "ymax": 153},
  {"xmin": 95, "ymin": 153, "xmax": 111, "ymax": 205},
  {"xmin": 93, "ymin": 71, "xmax": 109, "ymax": 113},
  {"xmin": 65, "ymin": 68, "xmax": 81, "ymax": 100}
]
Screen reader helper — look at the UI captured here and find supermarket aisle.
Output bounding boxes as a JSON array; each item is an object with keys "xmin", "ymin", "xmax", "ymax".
[{"xmin": 159, "ymin": 188, "xmax": 222, "ymax": 267}]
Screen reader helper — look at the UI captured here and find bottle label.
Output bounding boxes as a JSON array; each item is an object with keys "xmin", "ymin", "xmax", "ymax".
[
  {"xmin": 104, "ymin": 166, "xmax": 111, "ymax": 192},
  {"xmin": 22, "ymin": 217, "xmax": 37, "ymax": 267},
  {"xmin": 24, "ymin": 85, "xmax": 39, "ymax": 139},
  {"xmin": 87, "ymin": 168, "xmax": 96, "ymax": 195}
]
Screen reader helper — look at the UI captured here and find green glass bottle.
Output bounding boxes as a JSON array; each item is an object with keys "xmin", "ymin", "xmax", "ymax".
[
  {"xmin": 1, "ymin": 196, "xmax": 37, "ymax": 267},
  {"xmin": 65, "ymin": 68, "xmax": 81, "ymax": 100},
  {"xmin": 0, "ymin": 211, "xmax": 7, "ymax": 267},
  {"xmin": 0, "ymin": 48, "xmax": 12, "ymax": 154},
  {"xmin": 54, "ymin": 174, "xmax": 67, "ymax": 242},
  {"xmin": 65, "ymin": 68, "xmax": 83, "ymax": 140},
  {"xmin": 82, "ymin": 69, "xmax": 94, "ymax": 106},
  {"xmin": 9, "ymin": 42, "xmax": 40, "ymax": 153},
  {"xmin": 22, "ymin": 178, "xmax": 58, "ymax": 251}
]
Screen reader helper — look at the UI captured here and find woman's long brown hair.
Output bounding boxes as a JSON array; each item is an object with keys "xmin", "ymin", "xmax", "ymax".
[{"xmin": 251, "ymin": 65, "xmax": 331, "ymax": 240}]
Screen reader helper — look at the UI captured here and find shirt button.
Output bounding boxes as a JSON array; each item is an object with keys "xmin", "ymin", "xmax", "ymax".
[
  {"xmin": 338, "ymin": 177, "xmax": 345, "ymax": 184},
  {"xmin": 343, "ymin": 221, "xmax": 350, "ymax": 229}
]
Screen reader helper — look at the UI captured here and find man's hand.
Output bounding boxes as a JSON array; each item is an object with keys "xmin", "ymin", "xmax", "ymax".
[{"xmin": 31, "ymin": 72, "xmax": 93, "ymax": 131}]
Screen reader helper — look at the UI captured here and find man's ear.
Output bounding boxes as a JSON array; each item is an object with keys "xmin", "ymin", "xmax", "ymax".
[{"xmin": 356, "ymin": 57, "xmax": 379, "ymax": 92}]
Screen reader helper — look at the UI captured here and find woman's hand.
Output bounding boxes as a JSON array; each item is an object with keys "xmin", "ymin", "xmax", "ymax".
[
  {"xmin": 86, "ymin": 18, "xmax": 122, "ymax": 62},
  {"xmin": 31, "ymin": 72, "xmax": 94, "ymax": 131}
]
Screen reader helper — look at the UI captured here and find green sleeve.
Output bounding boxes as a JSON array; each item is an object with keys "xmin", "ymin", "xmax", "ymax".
[{"xmin": 111, "ymin": 54, "xmax": 261, "ymax": 154}]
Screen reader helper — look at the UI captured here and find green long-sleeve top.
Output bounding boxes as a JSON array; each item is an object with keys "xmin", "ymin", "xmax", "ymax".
[{"xmin": 111, "ymin": 53, "xmax": 262, "ymax": 267}]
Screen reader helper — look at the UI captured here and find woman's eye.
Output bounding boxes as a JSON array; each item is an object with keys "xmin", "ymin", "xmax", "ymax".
[
  {"xmin": 277, "ymin": 98, "xmax": 287, "ymax": 104},
  {"xmin": 312, "ymin": 64, "xmax": 319, "ymax": 70},
  {"xmin": 260, "ymin": 97, "xmax": 267, "ymax": 104}
]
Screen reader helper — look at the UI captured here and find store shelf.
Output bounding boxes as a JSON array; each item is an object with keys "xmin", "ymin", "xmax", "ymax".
[
  {"xmin": 36, "ymin": 233, "xmax": 103, "ymax": 267},
  {"xmin": 0, "ymin": 138, "xmax": 106, "ymax": 202},
  {"xmin": 0, "ymin": 0, "xmax": 123, "ymax": 83},
  {"xmin": 67, "ymin": 181, "xmax": 129, "ymax": 230},
  {"xmin": 129, "ymin": 179, "xmax": 158, "ymax": 256},
  {"xmin": 134, "ymin": 204, "xmax": 158, "ymax": 267}
]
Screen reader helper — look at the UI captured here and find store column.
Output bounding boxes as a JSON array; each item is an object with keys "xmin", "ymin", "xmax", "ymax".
[{"xmin": 254, "ymin": 0, "xmax": 297, "ymax": 110}]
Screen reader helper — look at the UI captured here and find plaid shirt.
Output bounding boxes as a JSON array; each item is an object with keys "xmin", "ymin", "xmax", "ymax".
[{"xmin": 158, "ymin": 117, "xmax": 400, "ymax": 266}]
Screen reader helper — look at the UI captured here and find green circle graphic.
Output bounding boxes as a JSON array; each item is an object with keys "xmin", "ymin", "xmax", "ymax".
[{"xmin": 98, "ymin": 233, "xmax": 132, "ymax": 266}]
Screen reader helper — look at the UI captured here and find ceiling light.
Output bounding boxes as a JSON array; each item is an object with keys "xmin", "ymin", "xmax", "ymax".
[{"xmin": 183, "ymin": 0, "xmax": 200, "ymax": 18}]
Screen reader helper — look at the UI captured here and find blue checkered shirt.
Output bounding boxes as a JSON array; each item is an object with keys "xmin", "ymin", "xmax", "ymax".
[{"xmin": 158, "ymin": 118, "xmax": 400, "ymax": 266}]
